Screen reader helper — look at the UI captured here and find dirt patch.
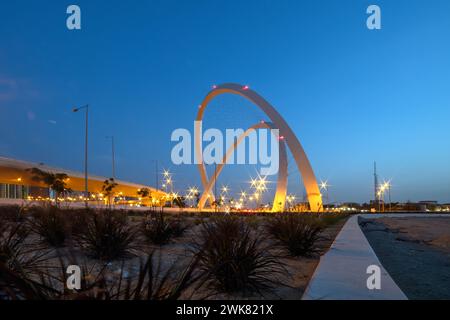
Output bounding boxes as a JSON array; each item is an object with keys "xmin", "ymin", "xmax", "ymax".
[
  {"xmin": 375, "ymin": 217, "xmax": 450, "ymax": 252},
  {"xmin": 360, "ymin": 217, "xmax": 450, "ymax": 300},
  {"xmin": 1, "ymin": 210, "xmax": 348, "ymax": 300},
  {"xmin": 184, "ymin": 216, "xmax": 348, "ymax": 299}
]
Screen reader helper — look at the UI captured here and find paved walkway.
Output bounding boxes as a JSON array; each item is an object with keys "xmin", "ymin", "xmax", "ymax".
[{"xmin": 302, "ymin": 215, "xmax": 407, "ymax": 300}]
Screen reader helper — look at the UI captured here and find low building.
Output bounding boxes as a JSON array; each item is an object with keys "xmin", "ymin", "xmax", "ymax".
[{"xmin": 0, "ymin": 156, "xmax": 165, "ymax": 206}]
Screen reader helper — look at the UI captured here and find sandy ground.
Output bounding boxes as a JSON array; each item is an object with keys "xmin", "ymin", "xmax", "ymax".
[
  {"xmin": 1, "ymin": 214, "xmax": 348, "ymax": 300},
  {"xmin": 375, "ymin": 217, "xmax": 450, "ymax": 252},
  {"xmin": 360, "ymin": 217, "xmax": 450, "ymax": 300},
  {"xmin": 212, "ymin": 219, "xmax": 348, "ymax": 300},
  {"xmin": 135, "ymin": 216, "xmax": 348, "ymax": 300}
]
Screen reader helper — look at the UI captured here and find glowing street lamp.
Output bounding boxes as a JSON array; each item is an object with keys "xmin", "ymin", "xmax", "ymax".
[
  {"xmin": 286, "ymin": 194, "xmax": 296, "ymax": 211},
  {"xmin": 72, "ymin": 104, "xmax": 89, "ymax": 208},
  {"xmin": 250, "ymin": 175, "xmax": 270, "ymax": 209},
  {"xmin": 377, "ymin": 181, "xmax": 392, "ymax": 213},
  {"xmin": 319, "ymin": 180, "xmax": 330, "ymax": 206},
  {"xmin": 382, "ymin": 180, "xmax": 392, "ymax": 212},
  {"xmin": 162, "ymin": 169, "xmax": 174, "ymax": 207}
]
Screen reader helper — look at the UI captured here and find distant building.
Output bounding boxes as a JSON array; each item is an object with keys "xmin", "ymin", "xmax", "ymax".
[
  {"xmin": 418, "ymin": 200, "xmax": 438, "ymax": 211},
  {"xmin": 0, "ymin": 156, "xmax": 165, "ymax": 205}
]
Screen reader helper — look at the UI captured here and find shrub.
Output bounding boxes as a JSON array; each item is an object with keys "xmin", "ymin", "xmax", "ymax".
[
  {"xmin": 168, "ymin": 217, "xmax": 189, "ymax": 238},
  {"xmin": 266, "ymin": 213, "xmax": 324, "ymax": 257},
  {"xmin": 30, "ymin": 206, "xmax": 68, "ymax": 247},
  {"xmin": 0, "ymin": 205, "xmax": 28, "ymax": 223},
  {"xmin": 67, "ymin": 209, "xmax": 90, "ymax": 238},
  {"xmin": 0, "ymin": 249, "xmax": 201, "ymax": 300},
  {"xmin": 193, "ymin": 216, "xmax": 284, "ymax": 296},
  {"xmin": 110, "ymin": 250, "xmax": 201, "ymax": 300},
  {"xmin": 76, "ymin": 210, "xmax": 137, "ymax": 261},
  {"xmin": 0, "ymin": 220, "xmax": 50, "ymax": 278},
  {"xmin": 141, "ymin": 212, "xmax": 188, "ymax": 245}
]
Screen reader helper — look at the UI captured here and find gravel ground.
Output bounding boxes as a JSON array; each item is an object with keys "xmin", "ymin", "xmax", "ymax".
[{"xmin": 360, "ymin": 217, "xmax": 450, "ymax": 300}]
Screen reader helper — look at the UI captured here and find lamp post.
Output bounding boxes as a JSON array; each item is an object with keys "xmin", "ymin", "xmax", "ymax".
[
  {"xmin": 72, "ymin": 104, "xmax": 89, "ymax": 208},
  {"xmin": 106, "ymin": 136, "xmax": 116, "ymax": 180},
  {"xmin": 151, "ymin": 160, "xmax": 159, "ymax": 190},
  {"xmin": 384, "ymin": 181, "xmax": 392, "ymax": 212},
  {"xmin": 214, "ymin": 163, "xmax": 217, "ymax": 212},
  {"xmin": 320, "ymin": 180, "xmax": 330, "ymax": 210},
  {"xmin": 163, "ymin": 169, "xmax": 173, "ymax": 207},
  {"xmin": 388, "ymin": 184, "xmax": 392, "ymax": 212}
]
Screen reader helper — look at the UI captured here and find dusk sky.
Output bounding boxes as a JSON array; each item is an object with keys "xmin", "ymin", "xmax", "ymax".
[{"xmin": 1, "ymin": 0, "xmax": 449, "ymax": 203}]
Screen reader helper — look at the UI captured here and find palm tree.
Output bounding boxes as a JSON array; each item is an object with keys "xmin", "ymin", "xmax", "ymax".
[
  {"xmin": 173, "ymin": 195, "xmax": 186, "ymax": 208},
  {"xmin": 137, "ymin": 187, "xmax": 153, "ymax": 207},
  {"xmin": 194, "ymin": 192, "xmax": 200, "ymax": 207},
  {"xmin": 102, "ymin": 178, "xmax": 118, "ymax": 208},
  {"xmin": 27, "ymin": 167, "xmax": 72, "ymax": 205}
]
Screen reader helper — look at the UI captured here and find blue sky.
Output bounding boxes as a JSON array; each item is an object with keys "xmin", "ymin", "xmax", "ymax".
[{"xmin": 0, "ymin": 0, "xmax": 449, "ymax": 203}]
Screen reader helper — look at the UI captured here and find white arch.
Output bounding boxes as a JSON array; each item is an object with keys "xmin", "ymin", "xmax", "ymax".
[
  {"xmin": 198, "ymin": 121, "xmax": 288, "ymax": 212},
  {"xmin": 195, "ymin": 83, "xmax": 322, "ymax": 212}
]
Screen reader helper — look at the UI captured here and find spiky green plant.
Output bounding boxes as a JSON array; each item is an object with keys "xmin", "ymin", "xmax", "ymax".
[
  {"xmin": 266, "ymin": 213, "xmax": 324, "ymax": 257},
  {"xmin": 29, "ymin": 206, "xmax": 68, "ymax": 247},
  {"xmin": 0, "ymin": 205, "xmax": 27, "ymax": 223},
  {"xmin": 1, "ymin": 250, "xmax": 202, "ymax": 300},
  {"xmin": 193, "ymin": 216, "xmax": 285, "ymax": 296},
  {"xmin": 141, "ymin": 212, "xmax": 188, "ymax": 245},
  {"xmin": 0, "ymin": 218, "xmax": 54, "ymax": 300},
  {"xmin": 76, "ymin": 210, "xmax": 137, "ymax": 261},
  {"xmin": 0, "ymin": 220, "xmax": 50, "ymax": 274}
]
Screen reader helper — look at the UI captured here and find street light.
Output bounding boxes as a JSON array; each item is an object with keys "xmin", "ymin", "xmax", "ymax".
[
  {"xmin": 163, "ymin": 169, "xmax": 170, "ymax": 178},
  {"xmin": 162, "ymin": 169, "xmax": 174, "ymax": 207},
  {"xmin": 150, "ymin": 160, "xmax": 159, "ymax": 191},
  {"xmin": 287, "ymin": 194, "xmax": 296, "ymax": 211},
  {"xmin": 319, "ymin": 180, "xmax": 330, "ymax": 207},
  {"xmin": 72, "ymin": 104, "xmax": 89, "ymax": 208},
  {"xmin": 105, "ymin": 136, "xmax": 115, "ymax": 180},
  {"xmin": 248, "ymin": 175, "xmax": 269, "ymax": 210},
  {"xmin": 378, "ymin": 182, "xmax": 390, "ymax": 212},
  {"xmin": 383, "ymin": 180, "xmax": 392, "ymax": 212}
]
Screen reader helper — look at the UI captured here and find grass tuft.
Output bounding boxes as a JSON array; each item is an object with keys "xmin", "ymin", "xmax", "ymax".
[
  {"xmin": 76, "ymin": 210, "xmax": 136, "ymax": 261},
  {"xmin": 266, "ymin": 213, "xmax": 324, "ymax": 257},
  {"xmin": 141, "ymin": 212, "xmax": 188, "ymax": 245},
  {"xmin": 193, "ymin": 216, "xmax": 284, "ymax": 296},
  {"xmin": 30, "ymin": 206, "xmax": 67, "ymax": 247}
]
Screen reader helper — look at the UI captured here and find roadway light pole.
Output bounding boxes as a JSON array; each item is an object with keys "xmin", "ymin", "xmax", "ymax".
[
  {"xmin": 150, "ymin": 160, "xmax": 159, "ymax": 207},
  {"xmin": 72, "ymin": 104, "xmax": 89, "ymax": 208},
  {"xmin": 151, "ymin": 160, "xmax": 159, "ymax": 190},
  {"xmin": 106, "ymin": 136, "xmax": 116, "ymax": 180},
  {"xmin": 320, "ymin": 180, "xmax": 330, "ymax": 210},
  {"xmin": 387, "ymin": 182, "xmax": 392, "ymax": 212},
  {"xmin": 214, "ymin": 163, "xmax": 218, "ymax": 212}
]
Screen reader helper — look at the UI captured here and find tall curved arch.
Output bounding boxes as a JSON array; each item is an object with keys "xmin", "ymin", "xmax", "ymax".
[
  {"xmin": 195, "ymin": 83, "xmax": 322, "ymax": 212},
  {"xmin": 198, "ymin": 121, "xmax": 288, "ymax": 212}
]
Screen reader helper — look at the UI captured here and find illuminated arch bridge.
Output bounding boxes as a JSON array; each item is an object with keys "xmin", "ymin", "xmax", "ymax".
[{"xmin": 195, "ymin": 83, "xmax": 323, "ymax": 212}]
